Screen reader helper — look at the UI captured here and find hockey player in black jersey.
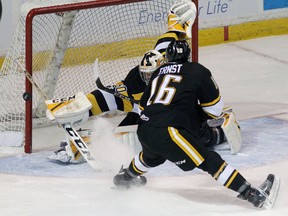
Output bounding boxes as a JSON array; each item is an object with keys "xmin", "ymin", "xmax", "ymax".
[
  {"xmin": 48, "ymin": 1, "xmax": 239, "ymax": 165},
  {"xmin": 113, "ymin": 40, "xmax": 280, "ymax": 209},
  {"xmin": 48, "ymin": 1, "xmax": 231, "ymax": 164}
]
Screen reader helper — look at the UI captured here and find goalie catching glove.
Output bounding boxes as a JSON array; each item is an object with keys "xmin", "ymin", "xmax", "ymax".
[{"xmin": 168, "ymin": 0, "xmax": 197, "ymax": 38}]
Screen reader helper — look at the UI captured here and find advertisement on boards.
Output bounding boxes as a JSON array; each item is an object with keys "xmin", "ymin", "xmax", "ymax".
[
  {"xmin": 138, "ymin": 0, "xmax": 264, "ymax": 29},
  {"xmin": 264, "ymin": 0, "xmax": 288, "ymax": 10},
  {"xmin": 197, "ymin": 0, "xmax": 264, "ymax": 27},
  {"xmin": 198, "ymin": 0, "xmax": 262, "ymax": 18}
]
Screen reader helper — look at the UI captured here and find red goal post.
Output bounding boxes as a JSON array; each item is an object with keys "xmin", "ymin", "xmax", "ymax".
[{"xmin": 0, "ymin": 0, "xmax": 199, "ymax": 153}]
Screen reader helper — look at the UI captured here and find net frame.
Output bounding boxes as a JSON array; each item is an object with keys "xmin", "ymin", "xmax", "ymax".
[
  {"xmin": 25, "ymin": 0, "xmax": 150, "ymax": 153},
  {"xmin": 1, "ymin": 0, "xmax": 198, "ymax": 153}
]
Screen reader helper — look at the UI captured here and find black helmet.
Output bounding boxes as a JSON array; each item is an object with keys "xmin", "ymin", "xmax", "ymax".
[{"xmin": 166, "ymin": 40, "xmax": 190, "ymax": 63}]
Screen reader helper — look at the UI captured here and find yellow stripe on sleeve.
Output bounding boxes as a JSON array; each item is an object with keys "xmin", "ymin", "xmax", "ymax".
[{"xmin": 200, "ymin": 95, "xmax": 221, "ymax": 107}]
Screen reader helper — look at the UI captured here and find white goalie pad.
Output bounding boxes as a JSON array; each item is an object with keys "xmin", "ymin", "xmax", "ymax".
[
  {"xmin": 114, "ymin": 125, "xmax": 142, "ymax": 154},
  {"xmin": 46, "ymin": 92, "xmax": 92, "ymax": 126},
  {"xmin": 221, "ymin": 112, "xmax": 242, "ymax": 154}
]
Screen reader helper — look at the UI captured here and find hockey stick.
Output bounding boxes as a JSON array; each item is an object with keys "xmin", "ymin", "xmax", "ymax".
[
  {"xmin": 15, "ymin": 59, "xmax": 103, "ymax": 171},
  {"xmin": 93, "ymin": 59, "xmax": 139, "ymax": 104},
  {"xmin": 95, "ymin": 78, "xmax": 139, "ymax": 104}
]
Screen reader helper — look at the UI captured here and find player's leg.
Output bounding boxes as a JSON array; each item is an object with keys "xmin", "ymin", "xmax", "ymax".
[
  {"xmin": 113, "ymin": 149, "xmax": 166, "ymax": 188},
  {"xmin": 113, "ymin": 124, "xmax": 167, "ymax": 188},
  {"xmin": 198, "ymin": 150, "xmax": 280, "ymax": 208},
  {"xmin": 166, "ymin": 127, "xmax": 279, "ymax": 209}
]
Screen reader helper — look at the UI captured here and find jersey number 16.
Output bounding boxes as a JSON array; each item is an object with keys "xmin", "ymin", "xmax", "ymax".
[{"xmin": 147, "ymin": 74, "xmax": 183, "ymax": 106}]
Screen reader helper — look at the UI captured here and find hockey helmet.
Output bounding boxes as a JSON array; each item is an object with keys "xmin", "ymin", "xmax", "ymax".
[
  {"xmin": 166, "ymin": 40, "xmax": 190, "ymax": 63},
  {"xmin": 139, "ymin": 50, "xmax": 164, "ymax": 85}
]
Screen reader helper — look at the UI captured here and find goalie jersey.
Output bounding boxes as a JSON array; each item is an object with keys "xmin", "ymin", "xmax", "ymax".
[
  {"xmin": 87, "ymin": 31, "xmax": 182, "ymax": 117},
  {"xmin": 138, "ymin": 61, "xmax": 223, "ymax": 135}
]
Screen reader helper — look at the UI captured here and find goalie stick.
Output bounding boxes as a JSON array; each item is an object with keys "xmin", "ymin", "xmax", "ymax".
[
  {"xmin": 95, "ymin": 78, "xmax": 139, "ymax": 104},
  {"xmin": 15, "ymin": 59, "xmax": 103, "ymax": 171},
  {"xmin": 93, "ymin": 59, "xmax": 139, "ymax": 104}
]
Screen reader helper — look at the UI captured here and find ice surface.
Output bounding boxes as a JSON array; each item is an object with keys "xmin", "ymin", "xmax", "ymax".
[{"xmin": 0, "ymin": 35, "xmax": 288, "ymax": 216}]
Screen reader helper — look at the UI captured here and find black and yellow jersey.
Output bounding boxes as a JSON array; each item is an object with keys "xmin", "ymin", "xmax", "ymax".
[
  {"xmin": 87, "ymin": 31, "xmax": 182, "ymax": 120},
  {"xmin": 122, "ymin": 31, "xmax": 182, "ymax": 101},
  {"xmin": 139, "ymin": 61, "xmax": 223, "ymax": 134}
]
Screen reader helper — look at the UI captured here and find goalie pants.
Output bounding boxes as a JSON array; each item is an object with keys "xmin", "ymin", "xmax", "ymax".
[{"xmin": 129, "ymin": 124, "xmax": 247, "ymax": 193}]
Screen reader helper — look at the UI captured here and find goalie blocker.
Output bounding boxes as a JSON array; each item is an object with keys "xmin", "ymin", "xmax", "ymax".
[{"xmin": 46, "ymin": 92, "xmax": 91, "ymax": 126}]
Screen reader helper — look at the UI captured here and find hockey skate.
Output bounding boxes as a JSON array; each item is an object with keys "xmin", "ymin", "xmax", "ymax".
[
  {"xmin": 113, "ymin": 166, "xmax": 147, "ymax": 188},
  {"xmin": 47, "ymin": 141, "xmax": 72, "ymax": 164},
  {"xmin": 237, "ymin": 174, "xmax": 280, "ymax": 209},
  {"xmin": 47, "ymin": 128, "xmax": 91, "ymax": 164}
]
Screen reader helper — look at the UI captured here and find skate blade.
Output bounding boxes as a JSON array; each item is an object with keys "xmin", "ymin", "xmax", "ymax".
[{"xmin": 263, "ymin": 176, "xmax": 280, "ymax": 209}]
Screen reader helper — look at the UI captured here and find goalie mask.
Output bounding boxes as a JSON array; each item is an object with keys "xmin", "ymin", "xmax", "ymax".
[
  {"xmin": 166, "ymin": 40, "xmax": 190, "ymax": 63},
  {"xmin": 139, "ymin": 50, "xmax": 164, "ymax": 85}
]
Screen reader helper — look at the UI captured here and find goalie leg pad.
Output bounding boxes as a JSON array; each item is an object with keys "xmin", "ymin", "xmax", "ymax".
[
  {"xmin": 114, "ymin": 125, "xmax": 142, "ymax": 154},
  {"xmin": 221, "ymin": 112, "xmax": 242, "ymax": 154}
]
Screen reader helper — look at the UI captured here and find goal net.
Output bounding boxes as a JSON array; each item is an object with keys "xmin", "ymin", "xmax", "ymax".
[{"xmin": 0, "ymin": 0, "xmax": 198, "ymax": 153}]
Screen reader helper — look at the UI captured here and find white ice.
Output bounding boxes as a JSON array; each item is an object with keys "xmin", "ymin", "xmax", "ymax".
[{"xmin": 0, "ymin": 35, "xmax": 288, "ymax": 216}]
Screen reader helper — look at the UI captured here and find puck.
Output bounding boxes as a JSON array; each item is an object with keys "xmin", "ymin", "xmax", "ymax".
[{"xmin": 23, "ymin": 92, "xmax": 31, "ymax": 101}]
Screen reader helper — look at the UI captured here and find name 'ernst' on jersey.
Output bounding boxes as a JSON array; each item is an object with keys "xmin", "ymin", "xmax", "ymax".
[
  {"xmin": 158, "ymin": 64, "xmax": 183, "ymax": 75},
  {"xmin": 138, "ymin": 62, "xmax": 222, "ymax": 135}
]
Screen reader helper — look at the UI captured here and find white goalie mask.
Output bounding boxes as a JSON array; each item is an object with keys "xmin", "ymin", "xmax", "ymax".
[{"xmin": 139, "ymin": 50, "xmax": 164, "ymax": 85}]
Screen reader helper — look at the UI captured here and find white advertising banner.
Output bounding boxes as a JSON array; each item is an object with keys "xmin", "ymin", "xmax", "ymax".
[
  {"xmin": 199, "ymin": 0, "xmax": 263, "ymax": 19},
  {"xmin": 199, "ymin": 0, "xmax": 288, "ymax": 28}
]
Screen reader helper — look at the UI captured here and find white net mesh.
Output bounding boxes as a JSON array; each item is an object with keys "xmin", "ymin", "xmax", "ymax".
[{"xmin": 0, "ymin": 0, "xmax": 177, "ymax": 148}]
